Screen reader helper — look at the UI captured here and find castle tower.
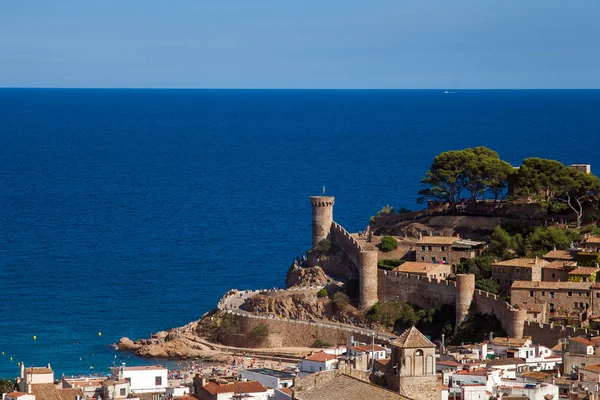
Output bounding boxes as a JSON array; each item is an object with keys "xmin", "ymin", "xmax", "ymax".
[
  {"xmin": 310, "ymin": 196, "xmax": 335, "ymax": 249},
  {"xmin": 455, "ymin": 274, "xmax": 475, "ymax": 332},
  {"xmin": 387, "ymin": 326, "xmax": 438, "ymax": 400},
  {"xmin": 359, "ymin": 250, "xmax": 379, "ymax": 310},
  {"xmin": 506, "ymin": 308, "xmax": 527, "ymax": 339}
]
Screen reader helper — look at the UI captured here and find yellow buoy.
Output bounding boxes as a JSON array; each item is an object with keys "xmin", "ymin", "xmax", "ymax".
[
  {"xmin": 33, "ymin": 335, "xmax": 37, "ymax": 341},
  {"xmin": 10, "ymin": 357, "xmax": 12, "ymax": 361},
  {"xmin": 1, "ymin": 352, "xmax": 4, "ymax": 356},
  {"xmin": 98, "ymin": 332, "xmax": 102, "ymax": 337}
]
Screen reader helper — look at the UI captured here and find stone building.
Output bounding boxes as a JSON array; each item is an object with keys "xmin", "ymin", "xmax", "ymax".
[
  {"xmin": 568, "ymin": 266, "xmax": 598, "ymax": 282},
  {"xmin": 543, "ymin": 249, "xmax": 578, "ymax": 262},
  {"xmin": 386, "ymin": 326, "xmax": 438, "ymax": 400},
  {"xmin": 541, "ymin": 261, "xmax": 572, "ymax": 282},
  {"xmin": 492, "ymin": 257, "xmax": 547, "ymax": 292},
  {"xmin": 392, "ymin": 262, "xmax": 451, "ymax": 280},
  {"xmin": 510, "ymin": 281, "xmax": 598, "ymax": 319},
  {"xmin": 414, "ymin": 236, "xmax": 484, "ymax": 269},
  {"xmin": 583, "ymin": 236, "xmax": 600, "ymax": 252}
]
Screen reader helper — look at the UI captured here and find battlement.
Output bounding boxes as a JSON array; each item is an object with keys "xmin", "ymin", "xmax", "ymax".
[{"xmin": 310, "ymin": 196, "xmax": 335, "ymax": 207}]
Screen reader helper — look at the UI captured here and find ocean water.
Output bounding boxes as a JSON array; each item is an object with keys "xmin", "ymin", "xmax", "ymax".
[{"xmin": 1, "ymin": 89, "xmax": 599, "ymax": 378}]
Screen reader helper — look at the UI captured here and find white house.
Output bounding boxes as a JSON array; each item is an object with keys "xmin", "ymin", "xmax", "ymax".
[
  {"xmin": 198, "ymin": 381, "xmax": 271, "ymax": 400},
  {"xmin": 3, "ymin": 392, "xmax": 35, "ymax": 400},
  {"xmin": 238, "ymin": 368, "xmax": 295, "ymax": 389},
  {"xmin": 101, "ymin": 379, "xmax": 131, "ymax": 399},
  {"xmin": 115, "ymin": 365, "xmax": 168, "ymax": 393},
  {"xmin": 298, "ymin": 351, "xmax": 339, "ymax": 373},
  {"xmin": 163, "ymin": 386, "xmax": 189, "ymax": 398},
  {"xmin": 346, "ymin": 344, "xmax": 388, "ymax": 361},
  {"xmin": 17, "ymin": 364, "xmax": 54, "ymax": 393}
]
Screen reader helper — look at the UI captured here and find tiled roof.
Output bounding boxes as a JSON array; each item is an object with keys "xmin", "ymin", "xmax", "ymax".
[
  {"xmin": 511, "ymin": 281, "xmax": 591, "ymax": 290},
  {"xmin": 391, "ymin": 326, "xmax": 435, "ymax": 348},
  {"xmin": 543, "ymin": 250, "xmax": 577, "ymax": 261},
  {"xmin": 514, "ymin": 303, "xmax": 545, "ymax": 312},
  {"xmin": 491, "ymin": 337, "xmax": 531, "ymax": 346},
  {"xmin": 202, "ymin": 381, "xmax": 266, "ymax": 395},
  {"xmin": 347, "ymin": 345, "xmax": 387, "ymax": 353},
  {"xmin": 295, "ymin": 373, "xmax": 410, "ymax": 400},
  {"xmin": 5, "ymin": 393, "xmax": 30, "ymax": 398},
  {"xmin": 581, "ymin": 364, "xmax": 600, "ymax": 373},
  {"xmin": 483, "ymin": 357, "xmax": 526, "ymax": 367},
  {"xmin": 30, "ymin": 384, "xmax": 61, "ymax": 400},
  {"xmin": 304, "ymin": 351, "xmax": 339, "ymax": 362},
  {"xmin": 522, "ymin": 371, "xmax": 552, "ymax": 380},
  {"xmin": 375, "ymin": 358, "xmax": 390, "ymax": 366},
  {"xmin": 493, "ymin": 258, "xmax": 548, "ymax": 268},
  {"xmin": 437, "ymin": 360, "xmax": 463, "ymax": 367},
  {"xmin": 571, "ymin": 337, "xmax": 596, "ymax": 346},
  {"xmin": 455, "ymin": 368, "xmax": 490, "ymax": 376},
  {"xmin": 568, "ymin": 267, "xmax": 598, "ymax": 276},
  {"xmin": 393, "ymin": 262, "xmax": 448, "ymax": 274},
  {"xmin": 416, "ymin": 236, "xmax": 459, "ymax": 245},
  {"xmin": 27, "ymin": 367, "xmax": 53, "ymax": 374},
  {"xmin": 585, "ymin": 237, "xmax": 600, "ymax": 244},
  {"xmin": 542, "ymin": 260, "xmax": 570, "ymax": 270},
  {"xmin": 58, "ymin": 388, "xmax": 83, "ymax": 400}
]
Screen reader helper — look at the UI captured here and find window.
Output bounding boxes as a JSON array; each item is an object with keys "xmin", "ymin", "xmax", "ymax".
[
  {"xmin": 432, "ymin": 257, "xmax": 437, "ymax": 263},
  {"xmin": 120, "ymin": 389, "xmax": 126, "ymax": 396},
  {"xmin": 415, "ymin": 349, "xmax": 423, "ymax": 356},
  {"xmin": 443, "ymin": 257, "xmax": 447, "ymax": 262},
  {"xmin": 552, "ymin": 273, "xmax": 556, "ymax": 278},
  {"xmin": 568, "ymin": 292, "xmax": 572, "ymax": 297},
  {"xmin": 575, "ymin": 302, "xmax": 579, "ymax": 309},
  {"xmin": 596, "ymin": 293, "xmax": 599, "ymax": 299},
  {"xmin": 528, "ymin": 291, "xmax": 534, "ymax": 297},
  {"xmin": 516, "ymin": 268, "xmax": 520, "ymax": 274},
  {"xmin": 421, "ymin": 246, "xmax": 426, "ymax": 251},
  {"xmin": 428, "ymin": 246, "xmax": 432, "ymax": 251},
  {"xmin": 441, "ymin": 246, "xmax": 446, "ymax": 251},
  {"xmin": 542, "ymin": 291, "xmax": 545, "ymax": 296},
  {"xmin": 550, "ymin": 303, "xmax": 555, "ymax": 312},
  {"xmin": 586, "ymin": 293, "xmax": 590, "ymax": 298},
  {"xmin": 581, "ymin": 303, "xmax": 584, "ymax": 308},
  {"xmin": 550, "ymin": 292, "xmax": 555, "ymax": 298},
  {"xmin": 155, "ymin": 376, "xmax": 162, "ymax": 386},
  {"xmin": 420, "ymin": 256, "xmax": 425, "ymax": 261}
]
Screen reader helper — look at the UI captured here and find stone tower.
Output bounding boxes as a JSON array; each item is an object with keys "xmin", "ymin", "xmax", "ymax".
[
  {"xmin": 455, "ymin": 274, "xmax": 475, "ymax": 332},
  {"xmin": 310, "ymin": 196, "xmax": 335, "ymax": 249},
  {"xmin": 506, "ymin": 308, "xmax": 527, "ymax": 339},
  {"xmin": 359, "ymin": 250, "xmax": 379, "ymax": 310},
  {"xmin": 387, "ymin": 326, "xmax": 438, "ymax": 400}
]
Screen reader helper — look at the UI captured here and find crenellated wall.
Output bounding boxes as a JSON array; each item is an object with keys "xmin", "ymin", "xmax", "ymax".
[
  {"xmin": 330, "ymin": 221, "xmax": 363, "ymax": 267},
  {"xmin": 523, "ymin": 321, "xmax": 600, "ymax": 347}
]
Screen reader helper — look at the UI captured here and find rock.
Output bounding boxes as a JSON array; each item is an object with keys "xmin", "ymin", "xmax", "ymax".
[
  {"xmin": 286, "ymin": 265, "xmax": 329, "ymax": 288},
  {"xmin": 117, "ymin": 337, "xmax": 141, "ymax": 351}
]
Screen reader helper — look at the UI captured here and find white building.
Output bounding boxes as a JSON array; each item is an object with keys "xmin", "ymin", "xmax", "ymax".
[
  {"xmin": 17, "ymin": 364, "xmax": 54, "ymax": 393},
  {"xmin": 115, "ymin": 365, "xmax": 168, "ymax": 393},
  {"xmin": 3, "ymin": 393, "xmax": 35, "ymax": 400},
  {"xmin": 298, "ymin": 351, "xmax": 339, "ymax": 373},
  {"xmin": 494, "ymin": 379, "xmax": 559, "ymax": 400},
  {"xmin": 163, "ymin": 386, "xmax": 189, "ymax": 398},
  {"xmin": 238, "ymin": 368, "xmax": 295, "ymax": 389},
  {"xmin": 198, "ymin": 381, "xmax": 271, "ymax": 400},
  {"xmin": 346, "ymin": 344, "xmax": 389, "ymax": 361}
]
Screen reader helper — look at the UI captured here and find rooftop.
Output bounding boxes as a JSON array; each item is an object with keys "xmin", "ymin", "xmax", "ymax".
[
  {"xmin": 568, "ymin": 267, "xmax": 598, "ymax": 276},
  {"xmin": 391, "ymin": 326, "xmax": 435, "ymax": 349},
  {"xmin": 243, "ymin": 368, "xmax": 295, "ymax": 379},
  {"xmin": 571, "ymin": 337, "xmax": 596, "ymax": 346},
  {"xmin": 304, "ymin": 352, "xmax": 339, "ymax": 362},
  {"xmin": 123, "ymin": 365, "xmax": 167, "ymax": 371},
  {"xmin": 26, "ymin": 367, "xmax": 53, "ymax": 374},
  {"xmin": 5, "ymin": 393, "xmax": 31, "ymax": 398},
  {"xmin": 452, "ymin": 239, "xmax": 486, "ymax": 249},
  {"xmin": 491, "ymin": 337, "xmax": 532, "ymax": 347},
  {"xmin": 493, "ymin": 258, "xmax": 548, "ymax": 268},
  {"xmin": 521, "ymin": 371, "xmax": 552, "ymax": 380},
  {"xmin": 514, "ymin": 303, "xmax": 545, "ymax": 312},
  {"xmin": 585, "ymin": 237, "xmax": 600, "ymax": 244},
  {"xmin": 542, "ymin": 260, "xmax": 572, "ymax": 270},
  {"xmin": 347, "ymin": 344, "xmax": 387, "ymax": 353},
  {"xmin": 580, "ymin": 364, "xmax": 600, "ymax": 373},
  {"xmin": 483, "ymin": 357, "xmax": 527, "ymax": 367},
  {"xmin": 543, "ymin": 249, "xmax": 578, "ymax": 261},
  {"xmin": 294, "ymin": 373, "xmax": 410, "ymax": 400},
  {"xmin": 511, "ymin": 281, "xmax": 592, "ymax": 290},
  {"xmin": 416, "ymin": 236, "xmax": 459, "ymax": 245},
  {"xmin": 393, "ymin": 262, "xmax": 448, "ymax": 275},
  {"xmin": 202, "ymin": 381, "xmax": 266, "ymax": 395}
]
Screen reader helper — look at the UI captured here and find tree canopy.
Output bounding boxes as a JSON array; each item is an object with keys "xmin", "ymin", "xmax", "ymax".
[{"xmin": 418, "ymin": 147, "xmax": 512, "ymax": 211}]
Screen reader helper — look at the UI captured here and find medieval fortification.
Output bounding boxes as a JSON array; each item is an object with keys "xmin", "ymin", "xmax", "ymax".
[{"xmin": 310, "ymin": 195, "xmax": 599, "ymax": 347}]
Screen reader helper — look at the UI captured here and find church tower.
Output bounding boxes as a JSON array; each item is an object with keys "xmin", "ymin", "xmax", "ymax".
[{"xmin": 387, "ymin": 326, "xmax": 438, "ymax": 400}]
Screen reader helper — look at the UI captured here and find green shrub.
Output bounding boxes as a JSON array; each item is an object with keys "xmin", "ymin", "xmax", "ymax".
[
  {"xmin": 475, "ymin": 279, "xmax": 499, "ymax": 294},
  {"xmin": 317, "ymin": 239, "xmax": 331, "ymax": 252},
  {"xmin": 312, "ymin": 338, "xmax": 332, "ymax": 348},
  {"xmin": 380, "ymin": 236, "xmax": 399, "ymax": 252},
  {"xmin": 317, "ymin": 288, "xmax": 328, "ymax": 298},
  {"xmin": 377, "ymin": 259, "xmax": 404, "ymax": 271},
  {"xmin": 333, "ymin": 292, "xmax": 350, "ymax": 311},
  {"xmin": 249, "ymin": 323, "xmax": 269, "ymax": 340},
  {"xmin": 577, "ymin": 252, "xmax": 600, "ymax": 267}
]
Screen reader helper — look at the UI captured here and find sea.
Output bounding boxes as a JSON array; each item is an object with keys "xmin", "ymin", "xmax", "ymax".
[{"xmin": 1, "ymin": 89, "xmax": 599, "ymax": 378}]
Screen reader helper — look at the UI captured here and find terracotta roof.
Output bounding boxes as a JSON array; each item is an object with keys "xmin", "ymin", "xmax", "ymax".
[
  {"xmin": 568, "ymin": 267, "xmax": 598, "ymax": 276},
  {"xmin": 393, "ymin": 262, "xmax": 448, "ymax": 275},
  {"xmin": 455, "ymin": 368, "xmax": 490, "ymax": 376},
  {"xmin": 543, "ymin": 250, "xmax": 577, "ymax": 261},
  {"xmin": 416, "ymin": 236, "xmax": 459, "ymax": 245},
  {"xmin": 30, "ymin": 384, "xmax": 61, "ymax": 400},
  {"xmin": 5, "ymin": 393, "xmax": 30, "ymax": 398},
  {"xmin": 375, "ymin": 358, "xmax": 390, "ymax": 366},
  {"xmin": 295, "ymin": 373, "xmax": 410, "ymax": 400},
  {"xmin": 491, "ymin": 337, "xmax": 531, "ymax": 346},
  {"xmin": 304, "ymin": 351, "xmax": 339, "ymax": 362},
  {"xmin": 347, "ymin": 345, "xmax": 387, "ymax": 353},
  {"xmin": 483, "ymin": 357, "xmax": 526, "ymax": 367},
  {"xmin": 542, "ymin": 260, "xmax": 571, "ymax": 270},
  {"xmin": 585, "ymin": 237, "xmax": 600, "ymax": 244},
  {"xmin": 58, "ymin": 388, "xmax": 83, "ymax": 400},
  {"xmin": 571, "ymin": 337, "xmax": 596, "ymax": 346},
  {"xmin": 278, "ymin": 387, "xmax": 293, "ymax": 395},
  {"xmin": 391, "ymin": 326, "xmax": 435, "ymax": 348},
  {"xmin": 493, "ymin": 258, "xmax": 548, "ymax": 268},
  {"xmin": 26, "ymin": 367, "xmax": 53, "ymax": 374},
  {"xmin": 123, "ymin": 365, "xmax": 166, "ymax": 371},
  {"xmin": 202, "ymin": 381, "xmax": 266, "ymax": 395},
  {"xmin": 438, "ymin": 360, "xmax": 463, "ymax": 367},
  {"xmin": 581, "ymin": 364, "xmax": 600, "ymax": 373},
  {"xmin": 522, "ymin": 371, "xmax": 552, "ymax": 380},
  {"xmin": 511, "ymin": 281, "xmax": 592, "ymax": 290}
]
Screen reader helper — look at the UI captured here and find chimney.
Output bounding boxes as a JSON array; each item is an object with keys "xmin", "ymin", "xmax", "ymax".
[
  {"xmin": 535, "ymin": 256, "xmax": 538, "ymax": 266},
  {"xmin": 20, "ymin": 361, "xmax": 25, "ymax": 379},
  {"xmin": 47, "ymin": 363, "xmax": 51, "ymax": 370}
]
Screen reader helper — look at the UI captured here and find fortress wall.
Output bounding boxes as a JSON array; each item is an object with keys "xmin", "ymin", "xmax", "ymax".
[
  {"xmin": 330, "ymin": 221, "xmax": 363, "ymax": 267},
  {"xmin": 472, "ymin": 291, "xmax": 527, "ymax": 338},
  {"xmin": 523, "ymin": 321, "xmax": 600, "ymax": 348},
  {"xmin": 219, "ymin": 312, "xmax": 384, "ymax": 349},
  {"xmin": 378, "ymin": 270, "xmax": 457, "ymax": 309}
]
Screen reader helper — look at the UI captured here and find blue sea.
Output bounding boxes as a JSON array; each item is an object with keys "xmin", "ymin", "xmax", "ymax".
[{"xmin": 1, "ymin": 89, "xmax": 599, "ymax": 378}]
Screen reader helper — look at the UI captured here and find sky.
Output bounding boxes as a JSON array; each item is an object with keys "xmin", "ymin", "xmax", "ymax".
[{"xmin": 1, "ymin": 0, "xmax": 599, "ymax": 89}]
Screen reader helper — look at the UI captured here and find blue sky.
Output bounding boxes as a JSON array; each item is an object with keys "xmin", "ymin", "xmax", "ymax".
[{"xmin": 1, "ymin": 1, "xmax": 599, "ymax": 88}]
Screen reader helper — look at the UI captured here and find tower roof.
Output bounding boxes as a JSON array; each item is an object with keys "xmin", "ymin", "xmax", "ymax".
[{"xmin": 391, "ymin": 326, "xmax": 435, "ymax": 348}]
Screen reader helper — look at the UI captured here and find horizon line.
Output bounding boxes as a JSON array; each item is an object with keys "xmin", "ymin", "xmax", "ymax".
[{"xmin": 1, "ymin": 87, "xmax": 600, "ymax": 91}]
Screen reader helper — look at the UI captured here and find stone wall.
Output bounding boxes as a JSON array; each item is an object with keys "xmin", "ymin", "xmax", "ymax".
[
  {"xmin": 523, "ymin": 321, "xmax": 599, "ymax": 348},
  {"xmin": 218, "ymin": 311, "xmax": 386, "ymax": 349},
  {"xmin": 377, "ymin": 271, "xmax": 457, "ymax": 309},
  {"xmin": 311, "ymin": 196, "xmax": 335, "ymax": 249},
  {"xmin": 330, "ymin": 221, "xmax": 363, "ymax": 267}
]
